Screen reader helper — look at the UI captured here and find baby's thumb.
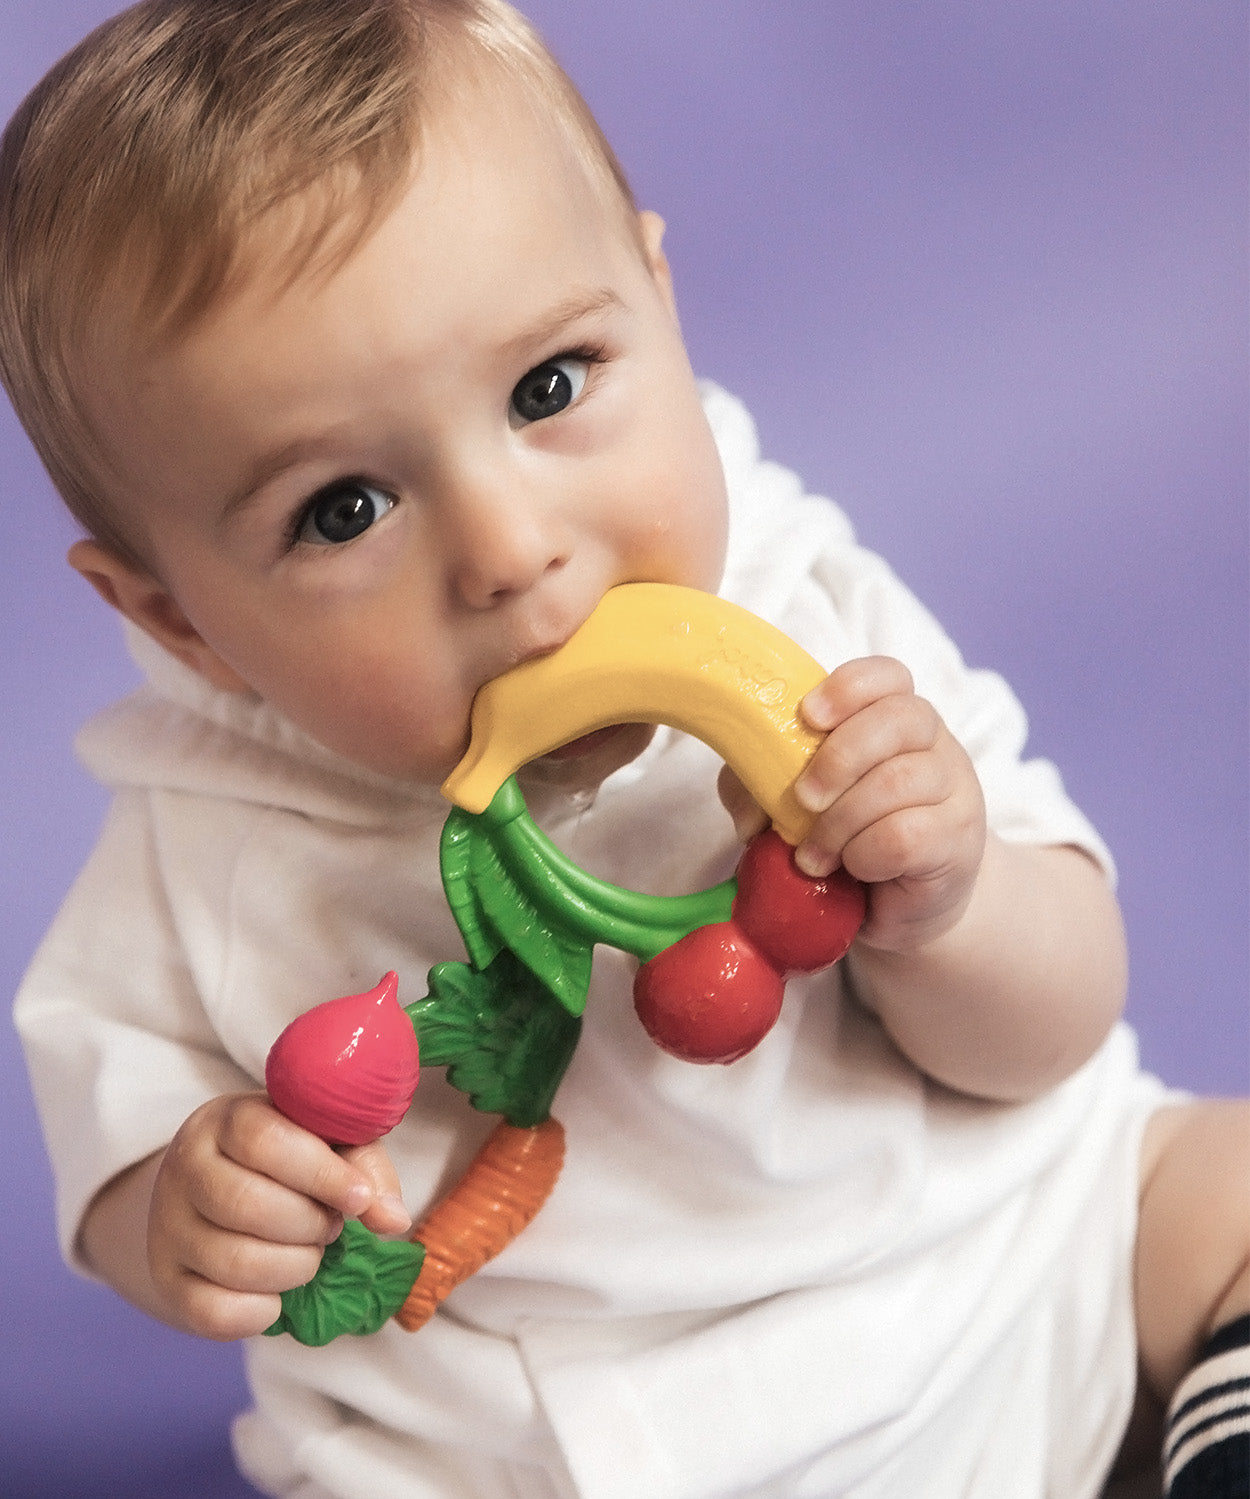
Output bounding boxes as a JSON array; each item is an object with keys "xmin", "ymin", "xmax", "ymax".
[
  {"xmin": 341, "ymin": 1139, "xmax": 412, "ymax": 1236},
  {"xmin": 717, "ymin": 763, "xmax": 768, "ymax": 842}
]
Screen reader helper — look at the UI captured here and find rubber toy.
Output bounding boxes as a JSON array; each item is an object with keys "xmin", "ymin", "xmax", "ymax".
[
  {"xmin": 444, "ymin": 581, "xmax": 830, "ymax": 846},
  {"xmin": 265, "ymin": 972, "xmax": 420, "ymax": 1146},
  {"xmin": 263, "ymin": 583, "xmax": 866, "ymax": 1345}
]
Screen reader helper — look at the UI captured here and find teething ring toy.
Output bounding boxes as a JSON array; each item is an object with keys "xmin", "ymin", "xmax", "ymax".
[
  {"xmin": 444, "ymin": 581, "xmax": 828, "ymax": 845},
  {"xmin": 264, "ymin": 584, "xmax": 865, "ymax": 1344}
]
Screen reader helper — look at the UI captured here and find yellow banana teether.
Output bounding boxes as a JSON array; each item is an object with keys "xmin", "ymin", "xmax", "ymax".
[{"xmin": 441, "ymin": 583, "xmax": 827, "ymax": 845}]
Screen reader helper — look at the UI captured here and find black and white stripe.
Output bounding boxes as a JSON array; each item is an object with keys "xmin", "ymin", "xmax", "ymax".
[{"xmin": 1164, "ymin": 1316, "xmax": 1250, "ymax": 1498}]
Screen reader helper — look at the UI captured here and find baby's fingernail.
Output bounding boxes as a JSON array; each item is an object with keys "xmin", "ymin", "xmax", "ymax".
[
  {"xmin": 379, "ymin": 1193, "xmax": 411, "ymax": 1229},
  {"xmin": 800, "ymin": 690, "xmax": 836, "ymax": 732},
  {"xmin": 344, "ymin": 1182, "xmax": 372, "ymax": 1217},
  {"xmin": 734, "ymin": 807, "xmax": 768, "ymax": 840},
  {"xmin": 794, "ymin": 776, "xmax": 828, "ymax": 814},
  {"xmin": 795, "ymin": 845, "xmax": 835, "ymax": 879},
  {"xmin": 323, "ymin": 1213, "xmax": 345, "ymax": 1244}
]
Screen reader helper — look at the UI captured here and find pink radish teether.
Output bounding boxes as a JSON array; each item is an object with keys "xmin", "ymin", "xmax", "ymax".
[{"xmin": 265, "ymin": 971, "xmax": 420, "ymax": 1146}]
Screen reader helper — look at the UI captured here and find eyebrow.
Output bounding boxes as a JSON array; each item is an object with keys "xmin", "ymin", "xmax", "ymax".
[
  {"xmin": 499, "ymin": 286, "xmax": 625, "ymax": 360},
  {"xmin": 219, "ymin": 433, "xmax": 346, "ymax": 525}
]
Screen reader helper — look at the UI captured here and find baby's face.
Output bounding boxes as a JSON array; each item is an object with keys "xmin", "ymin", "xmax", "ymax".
[{"xmin": 81, "ymin": 74, "xmax": 728, "ymax": 790}]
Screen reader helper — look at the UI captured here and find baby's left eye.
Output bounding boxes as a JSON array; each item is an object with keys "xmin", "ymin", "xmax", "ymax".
[
  {"xmin": 296, "ymin": 481, "xmax": 394, "ymax": 546},
  {"xmin": 509, "ymin": 357, "xmax": 590, "ymax": 426}
]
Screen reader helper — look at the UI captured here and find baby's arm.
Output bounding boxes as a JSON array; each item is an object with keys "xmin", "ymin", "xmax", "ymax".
[
  {"xmin": 727, "ymin": 655, "xmax": 1127, "ymax": 1102},
  {"xmin": 79, "ymin": 1094, "xmax": 411, "ymax": 1340}
]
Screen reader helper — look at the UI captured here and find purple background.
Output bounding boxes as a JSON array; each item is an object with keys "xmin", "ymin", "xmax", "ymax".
[{"xmin": 1, "ymin": 2, "xmax": 1245, "ymax": 1494}]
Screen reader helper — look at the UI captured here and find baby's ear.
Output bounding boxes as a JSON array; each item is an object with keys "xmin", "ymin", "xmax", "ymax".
[
  {"xmin": 637, "ymin": 210, "xmax": 679, "ymax": 320},
  {"xmin": 68, "ymin": 538, "xmax": 252, "ymax": 694}
]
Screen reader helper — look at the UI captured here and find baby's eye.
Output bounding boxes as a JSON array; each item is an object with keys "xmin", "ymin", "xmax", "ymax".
[
  {"xmin": 296, "ymin": 481, "xmax": 394, "ymax": 546},
  {"xmin": 509, "ymin": 356, "xmax": 590, "ymax": 426}
]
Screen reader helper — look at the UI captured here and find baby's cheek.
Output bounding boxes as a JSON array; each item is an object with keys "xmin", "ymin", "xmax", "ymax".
[
  {"xmin": 681, "ymin": 423, "xmax": 731, "ymax": 586},
  {"xmin": 676, "ymin": 474, "xmax": 730, "ymax": 592},
  {"xmin": 285, "ymin": 669, "xmax": 471, "ymax": 785},
  {"xmin": 634, "ymin": 458, "xmax": 728, "ymax": 594}
]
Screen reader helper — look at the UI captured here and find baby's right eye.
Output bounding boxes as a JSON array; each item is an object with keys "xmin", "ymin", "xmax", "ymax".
[
  {"xmin": 509, "ymin": 356, "xmax": 591, "ymax": 427},
  {"xmin": 295, "ymin": 481, "xmax": 394, "ymax": 546}
]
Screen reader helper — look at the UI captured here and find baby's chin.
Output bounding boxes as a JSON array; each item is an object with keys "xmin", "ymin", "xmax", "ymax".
[{"xmin": 517, "ymin": 721, "xmax": 657, "ymax": 800}]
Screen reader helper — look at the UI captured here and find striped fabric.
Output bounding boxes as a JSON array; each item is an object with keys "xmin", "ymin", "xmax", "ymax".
[{"xmin": 1164, "ymin": 1315, "xmax": 1250, "ymax": 1498}]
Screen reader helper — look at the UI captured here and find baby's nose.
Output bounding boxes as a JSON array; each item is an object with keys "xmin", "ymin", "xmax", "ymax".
[{"xmin": 446, "ymin": 474, "xmax": 570, "ymax": 610}]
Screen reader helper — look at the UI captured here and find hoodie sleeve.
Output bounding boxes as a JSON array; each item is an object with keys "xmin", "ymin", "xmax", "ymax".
[
  {"xmin": 802, "ymin": 539, "xmax": 1115, "ymax": 881},
  {"xmin": 14, "ymin": 788, "xmax": 256, "ymax": 1271}
]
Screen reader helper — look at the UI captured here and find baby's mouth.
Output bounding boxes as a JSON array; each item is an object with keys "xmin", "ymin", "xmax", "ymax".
[
  {"xmin": 537, "ymin": 725, "xmax": 630, "ymax": 762},
  {"xmin": 521, "ymin": 722, "xmax": 658, "ymax": 789}
]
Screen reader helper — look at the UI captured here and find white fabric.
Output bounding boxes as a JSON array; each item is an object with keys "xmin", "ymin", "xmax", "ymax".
[{"xmin": 15, "ymin": 386, "xmax": 1167, "ymax": 1498}]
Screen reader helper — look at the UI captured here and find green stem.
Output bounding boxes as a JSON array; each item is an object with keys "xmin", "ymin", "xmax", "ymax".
[{"xmin": 478, "ymin": 779, "xmax": 735, "ymax": 962}]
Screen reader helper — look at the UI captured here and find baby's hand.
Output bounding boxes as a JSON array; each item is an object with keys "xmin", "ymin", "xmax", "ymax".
[
  {"xmin": 792, "ymin": 657, "xmax": 985, "ymax": 951},
  {"xmin": 721, "ymin": 656, "xmax": 985, "ymax": 955},
  {"xmin": 147, "ymin": 1093, "xmax": 411, "ymax": 1341}
]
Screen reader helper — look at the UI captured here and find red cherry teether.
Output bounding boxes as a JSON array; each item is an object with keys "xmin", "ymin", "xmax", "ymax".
[
  {"xmin": 631, "ymin": 831, "xmax": 866, "ymax": 1065},
  {"xmin": 633, "ymin": 921, "xmax": 785, "ymax": 1065},
  {"xmin": 732, "ymin": 829, "xmax": 866, "ymax": 974}
]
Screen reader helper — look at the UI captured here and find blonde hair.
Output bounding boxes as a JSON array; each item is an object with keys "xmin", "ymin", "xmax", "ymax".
[{"xmin": 0, "ymin": 0, "xmax": 635, "ymax": 563}]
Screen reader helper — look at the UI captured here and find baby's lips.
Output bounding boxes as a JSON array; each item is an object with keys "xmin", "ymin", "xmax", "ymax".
[{"xmin": 265, "ymin": 972, "xmax": 420, "ymax": 1146}]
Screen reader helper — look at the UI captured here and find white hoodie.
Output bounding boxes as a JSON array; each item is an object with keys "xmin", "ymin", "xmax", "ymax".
[{"xmin": 15, "ymin": 388, "xmax": 1162, "ymax": 1498}]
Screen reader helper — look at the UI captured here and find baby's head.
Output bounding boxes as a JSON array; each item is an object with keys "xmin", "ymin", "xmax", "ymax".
[{"xmin": 0, "ymin": 0, "xmax": 728, "ymax": 788}]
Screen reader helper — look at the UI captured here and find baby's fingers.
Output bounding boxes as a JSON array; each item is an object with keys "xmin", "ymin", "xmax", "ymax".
[
  {"xmin": 177, "ymin": 1141, "xmax": 343, "ymax": 1246},
  {"xmin": 809, "ymin": 759, "xmax": 956, "ymax": 880},
  {"xmin": 795, "ymin": 687, "xmax": 943, "ymax": 822},
  {"xmin": 341, "ymin": 1140, "xmax": 412, "ymax": 1236},
  {"xmin": 799, "ymin": 656, "xmax": 917, "ymax": 735},
  {"xmin": 211, "ymin": 1094, "xmax": 377, "ymax": 1223},
  {"xmin": 158, "ymin": 1269, "xmax": 284, "ymax": 1344},
  {"xmin": 717, "ymin": 764, "xmax": 768, "ymax": 841},
  {"xmin": 162, "ymin": 1213, "xmax": 326, "ymax": 1303}
]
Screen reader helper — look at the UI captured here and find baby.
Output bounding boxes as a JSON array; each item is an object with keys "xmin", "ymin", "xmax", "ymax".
[{"xmin": 3, "ymin": 2, "xmax": 1245, "ymax": 1496}]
